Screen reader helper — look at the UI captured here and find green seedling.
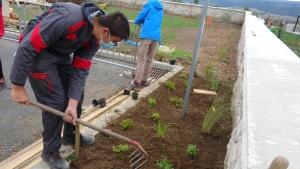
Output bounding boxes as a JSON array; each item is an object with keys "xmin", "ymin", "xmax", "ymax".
[
  {"xmin": 151, "ymin": 112, "xmax": 160, "ymax": 122},
  {"xmin": 166, "ymin": 81, "xmax": 175, "ymax": 91},
  {"xmin": 120, "ymin": 119, "xmax": 134, "ymax": 130},
  {"xmin": 229, "ymin": 29, "xmax": 234, "ymax": 36},
  {"xmin": 66, "ymin": 153, "xmax": 76, "ymax": 161},
  {"xmin": 148, "ymin": 98, "xmax": 157, "ymax": 106},
  {"xmin": 202, "ymin": 92, "xmax": 231, "ymax": 133},
  {"xmin": 180, "ymin": 73, "xmax": 187, "ymax": 79},
  {"xmin": 155, "ymin": 121, "xmax": 169, "ymax": 139},
  {"xmin": 183, "ymin": 80, "xmax": 188, "ymax": 86},
  {"xmin": 211, "ymin": 80, "xmax": 219, "ymax": 91},
  {"xmin": 112, "ymin": 144, "xmax": 129, "ymax": 153},
  {"xmin": 187, "ymin": 144, "xmax": 197, "ymax": 157},
  {"xmin": 170, "ymin": 97, "xmax": 184, "ymax": 107},
  {"xmin": 156, "ymin": 157, "xmax": 174, "ymax": 169}
]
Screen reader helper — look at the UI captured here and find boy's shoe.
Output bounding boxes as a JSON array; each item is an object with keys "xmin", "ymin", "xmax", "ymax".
[
  {"xmin": 62, "ymin": 134, "xmax": 95, "ymax": 146},
  {"xmin": 141, "ymin": 80, "xmax": 150, "ymax": 88},
  {"xmin": 130, "ymin": 80, "xmax": 142, "ymax": 92},
  {"xmin": 41, "ymin": 150, "xmax": 70, "ymax": 169}
]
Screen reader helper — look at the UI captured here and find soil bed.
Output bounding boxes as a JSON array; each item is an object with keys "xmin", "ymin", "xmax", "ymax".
[{"xmin": 71, "ymin": 22, "xmax": 242, "ymax": 169}]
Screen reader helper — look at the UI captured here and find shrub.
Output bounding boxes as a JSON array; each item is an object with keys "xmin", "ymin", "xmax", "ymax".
[
  {"xmin": 202, "ymin": 91, "xmax": 231, "ymax": 133},
  {"xmin": 151, "ymin": 112, "xmax": 160, "ymax": 122},
  {"xmin": 155, "ymin": 121, "xmax": 169, "ymax": 139},
  {"xmin": 148, "ymin": 98, "xmax": 157, "ymax": 106},
  {"xmin": 170, "ymin": 97, "xmax": 184, "ymax": 107},
  {"xmin": 112, "ymin": 144, "xmax": 129, "ymax": 153},
  {"xmin": 187, "ymin": 144, "xmax": 197, "ymax": 157},
  {"xmin": 120, "ymin": 119, "xmax": 134, "ymax": 130},
  {"xmin": 166, "ymin": 81, "xmax": 175, "ymax": 91},
  {"xmin": 179, "ymin": 73, "xmax": 187, "ymax": 79},
  {"xmin": 156, "ymin": 157, "xmax": 174, "ymax": 169}
]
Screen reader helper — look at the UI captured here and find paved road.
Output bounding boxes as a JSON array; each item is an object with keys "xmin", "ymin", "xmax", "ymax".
[{"xmin": 0, "ymin": 38, "xmax": 133, "ymax": 162}]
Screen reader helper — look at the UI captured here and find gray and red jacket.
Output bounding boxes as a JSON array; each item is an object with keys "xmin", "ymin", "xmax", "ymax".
[{"xmin": 10, "ymin": 2, "xmax": 104, "ymax": 101}]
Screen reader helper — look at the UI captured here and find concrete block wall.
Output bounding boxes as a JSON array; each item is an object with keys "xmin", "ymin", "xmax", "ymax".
[
  {"xmin": 98, "ymin": 0, "xmax": 245, "ymax": 24},
  {"xmin": 225, "ymin": 13, "xmax": 300, "ymax": 169}
]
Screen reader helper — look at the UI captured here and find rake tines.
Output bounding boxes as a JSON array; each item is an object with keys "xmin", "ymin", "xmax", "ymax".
[{"xmin": 128, "ymin": 148, "xmax": 148, "ymax": 169}]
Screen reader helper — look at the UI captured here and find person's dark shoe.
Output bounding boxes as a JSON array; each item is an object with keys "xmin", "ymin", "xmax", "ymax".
[
  {"xmin": 41, "ymin": 150, "xmax": 69, "ymax": 169},
  {"xmin": 130, "ymin": 80, "xmax": 142, "ymax": 92},
  {"xmin": 62, "ymin": 134, "xmax": 95, "ymax": 146},
  {"xmin": 141, "ymin": 80, "xmax": 150, "ymax": 88}
]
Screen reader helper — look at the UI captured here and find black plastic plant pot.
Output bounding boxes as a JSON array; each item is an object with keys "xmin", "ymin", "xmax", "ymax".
[
  {"xmin": 98, "ymin": 98, "xmax": 106, "ymax": 108},
  {"xmin": 124, "ymin": 88, "xmax": 130, "ymax": 95},
  {"xmin": 92, "ymin": 99, "xmax": 99, "ymax": 107},
  {"xmin": 132, "ymin": 92, "xmax": 139, "ymax": 100},
  {"xmin": 170, "ymin": 59, "xmax": 176, "ymax": 65}
]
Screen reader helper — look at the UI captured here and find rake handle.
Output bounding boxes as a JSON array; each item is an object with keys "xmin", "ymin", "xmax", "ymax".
[{"xmin": 29, "ymin": 100, "xmax": 142, "ymax": 148}]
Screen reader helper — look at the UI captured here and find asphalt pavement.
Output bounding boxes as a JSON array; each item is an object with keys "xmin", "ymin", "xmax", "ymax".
[{"xmin": 0, "ymin": 38, "xmax": 133, "ymax": 162}]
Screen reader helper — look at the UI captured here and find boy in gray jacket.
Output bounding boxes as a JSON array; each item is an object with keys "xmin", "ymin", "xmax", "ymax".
[{"xmin": 10, "ymin": 2, "xmax": 130, "ymax": 169}]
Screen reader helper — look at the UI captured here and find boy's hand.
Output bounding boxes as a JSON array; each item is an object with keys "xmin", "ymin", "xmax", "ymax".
[
  {"xmin": 63, "ymin": 98, "xmax": 78, "ymax": 125},
  {"xmin": 11, "ymin": 85, "xmax": 30, "ymax": 106}
]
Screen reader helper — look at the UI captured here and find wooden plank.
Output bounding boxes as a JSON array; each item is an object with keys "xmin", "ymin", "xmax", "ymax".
[
  {"xmin": 0, "ymin": 138, "xmax": 42, "ymax": 167},
  {"xmin": 0, "ymin": 140, "xmax": 43, "ymax": 169},
  {"xmin": 193, "ymin": 89, "xmax": 217, "ymax": 95},
  {"xmin": 22, "ymin": 157, "xmax": 42, "ymax": 169}
]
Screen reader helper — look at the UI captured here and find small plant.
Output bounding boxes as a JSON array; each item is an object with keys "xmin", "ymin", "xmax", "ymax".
[
  {"xmin": 166, "ymin": 81, "xmax": 175, "ymax": 91},
  {"xmin": 221, "ymin": 10, "xmax": 233, "ymax": 22},
  {"xmin": 211, "ymin": 80, "xmax": 219, "ymax": 91},
  {"xmin": 179, "ymin": 73, "xmax": 187, "ymax": 79},
  {"xmin": 156, "ymin": 157, "xmax": 173, "ymax": 169},
  {"xmin": 148, "ymin": 98, "xmax": 157, "ymax": 106},
  {"xmin": 157, "ymin": 51, "xmax": 167, "ymax": 61},
  {"xmin": 119, "ymin": 119, "xmax": 134, "ymax": 130},
  {"xmin": 112, "ymin": 144, "xmax": 129, "ymax": 153},
  {"xmin": 202, "ymin": 91, "xmax": 231, "ymax": 133},
  {"xmin": 203, "ymin": 62, "xmax": 217, "ymax": 82},
  {"xmin": 219, "ymin": 44, "xmax": 230, "ymax": 63},
  {"xmin": 155, "ymin": 121, "xmax": 169, "ymax": 138},
  {"xmin": 170, "ymin": 49, "xmax": 192, "ymax": 61},
  {"xmin": 183, "ymin": 80, "xmax": 188, "ymax": 86},
  {"xmin": 66, "ymin": 153, "xmax": 76, "ymax": 161},
  {"xmin": 170, "ymin": 97, "xmax": 184, "ymax": 107},
  {"xmin": 229, "ymin": 29, "xmax": 234, "ymax": 36},
  {"xmin": 187, "ymin": 144, "xmax": 197, "ymax": 157},
  {"xmin": 183, "ymin": 80, "xmax": 195, "ymax": 87},
  {"xmin": 151, "ymin": 112, "xmax": 160, "ymax": 122}
]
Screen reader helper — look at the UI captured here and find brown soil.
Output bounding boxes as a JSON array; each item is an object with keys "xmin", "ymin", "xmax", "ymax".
[{"xmin": 70, "ymin": 22, "xmax": 242, "ymax": 169}]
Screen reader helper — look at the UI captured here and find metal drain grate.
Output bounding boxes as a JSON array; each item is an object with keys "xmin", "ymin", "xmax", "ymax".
[{"xmin": 149, "ymin": 69, "xmax": 168, "ymax": 79}]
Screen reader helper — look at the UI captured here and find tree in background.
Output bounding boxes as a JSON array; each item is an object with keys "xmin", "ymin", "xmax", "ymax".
[{"xmin": 193, "ymin": 0, "xmax": 199, "ymax": 4}]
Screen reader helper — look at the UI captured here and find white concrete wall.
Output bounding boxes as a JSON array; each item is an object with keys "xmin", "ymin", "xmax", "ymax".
[
  {"xmin": 99, "ymin": 0, "xmax": 245, "ymax": 24},
  {"xmin": 225, "ymin": 13, "xmax": 300, "ymax": 169}
]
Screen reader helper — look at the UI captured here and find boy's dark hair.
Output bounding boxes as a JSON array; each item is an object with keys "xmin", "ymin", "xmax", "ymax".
[{"xmin": 98, "ymin": 11, "xmax": 130, "ymax": 41}]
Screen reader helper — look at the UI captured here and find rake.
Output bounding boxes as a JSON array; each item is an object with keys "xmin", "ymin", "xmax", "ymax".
[{"xmin": 30, "ymin": 100, "xmax": 148, "ymax": 169}]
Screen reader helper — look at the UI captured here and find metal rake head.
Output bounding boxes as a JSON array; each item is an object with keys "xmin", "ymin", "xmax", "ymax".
[{"xmin": 128, "ymin": 148, "xmax": 148, "ymax": 169}]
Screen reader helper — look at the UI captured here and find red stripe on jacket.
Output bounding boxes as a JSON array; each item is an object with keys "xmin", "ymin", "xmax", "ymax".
[
  {"xmin": 30, "ymin": 23, "xmax": 47, "ymax": 53},
  {"xmin": 66, "ymin": 21, "xmax": 88, "ymax": 40},
  {"xmin": 72, "ymin": 56, "xmax": 91, "ymax": 69}
]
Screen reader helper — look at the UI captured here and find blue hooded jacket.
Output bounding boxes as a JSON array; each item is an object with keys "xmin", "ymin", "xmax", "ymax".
[{"xmin": 134, "ymin": 0, "xmax": 163, "ymax": 41}]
